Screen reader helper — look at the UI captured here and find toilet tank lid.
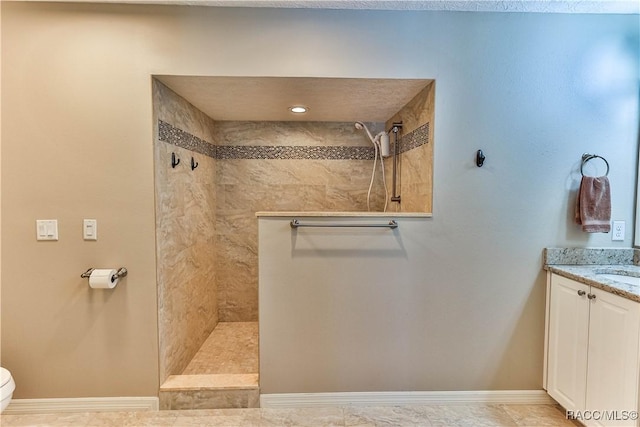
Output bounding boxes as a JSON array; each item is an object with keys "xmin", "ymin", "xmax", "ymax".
[{"xmin": 0, "ymin": 368, "xmax": 11, "ymax": 387}]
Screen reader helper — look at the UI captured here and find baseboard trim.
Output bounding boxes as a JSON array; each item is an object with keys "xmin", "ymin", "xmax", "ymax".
[
  {"xmin": 4, "ymin": 391, "xmax": 554, "ymax": 413},
  {"xmin": 260, "ymin": 390, "xmax": 555, "ymax": 408},
  {"xmin": 4, "ymin": 397, "xmax": 159, "ymax": 414}
]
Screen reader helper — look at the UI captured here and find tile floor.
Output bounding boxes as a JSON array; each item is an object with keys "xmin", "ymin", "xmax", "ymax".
[
  {"xmin": 182, "ymin": 322, "xmax": 259, "ymax": 375},
  {"xmin": 5, "ymin": 324, "xmax": 582, "ymax": 425},
  {"xmin": 0, "ymin": 404, "xmax": 581, "ymax": 426}
]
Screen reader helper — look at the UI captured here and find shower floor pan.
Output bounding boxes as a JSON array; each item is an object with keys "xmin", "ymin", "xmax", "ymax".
[{"xmin": 159, "ymin": 322, "xmax": 259, "ymax": 410}]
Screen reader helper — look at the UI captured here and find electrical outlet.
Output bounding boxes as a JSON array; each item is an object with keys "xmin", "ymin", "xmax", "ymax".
[{"xmin": 612, "ymin": 220, "xmax": 625, "ymax": 241}]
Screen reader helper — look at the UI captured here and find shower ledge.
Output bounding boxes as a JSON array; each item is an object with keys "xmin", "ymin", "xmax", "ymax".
[{"xmin": 256, "ymin": 211, "xmax": 432, "ymax": 218}]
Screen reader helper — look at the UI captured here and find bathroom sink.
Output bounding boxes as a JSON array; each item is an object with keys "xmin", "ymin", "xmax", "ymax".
[{"xmin": 596, "ymin": 273, "xmax": 640, "ymax": 287}]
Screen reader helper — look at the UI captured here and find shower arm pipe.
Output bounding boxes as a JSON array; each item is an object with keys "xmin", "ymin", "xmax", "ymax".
[{"xmin": 389, "ymin": 122, "xmax": 403, "ymax": 203}]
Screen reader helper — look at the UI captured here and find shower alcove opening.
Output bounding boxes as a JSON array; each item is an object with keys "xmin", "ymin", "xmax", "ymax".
[{"xmin": 152, "ymin": 76, "xmax": 435, "ymax": 409}]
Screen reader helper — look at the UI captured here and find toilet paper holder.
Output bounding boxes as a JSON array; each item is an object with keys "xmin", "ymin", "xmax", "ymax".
[{"xmin": 81, "ymin": 267, "xmax": 128, "ymax": 282}]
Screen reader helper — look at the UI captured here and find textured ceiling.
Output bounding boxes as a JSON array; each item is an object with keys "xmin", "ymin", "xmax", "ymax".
[
  {"xmin": 155, "ymin": 76, "xmax": 432, "ymax": 122},
  {"xmin": 11, "ymin": 0, "xmax": 640, "ymax": 13}
]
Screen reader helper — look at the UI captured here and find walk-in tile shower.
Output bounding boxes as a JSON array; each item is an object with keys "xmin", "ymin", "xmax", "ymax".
[{"xmin": 152, "ymin": 76, "xmax": 434, "ymax": 408}]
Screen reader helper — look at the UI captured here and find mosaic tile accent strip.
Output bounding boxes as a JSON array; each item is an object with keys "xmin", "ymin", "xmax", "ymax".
[
  {"xmin": 159, "ymin": 120, "xmax": 217, "ymax": 158},
  {"xmin": 158, "ymin": 120, "xmax": 429, "ymax": 160},
  {"xmin": 217, "ymin": 145, "xmax": 374, "ymax": 160},
  {"xmin": 399, "ymin": 122, "xmax": 430, "ymax": 154}
]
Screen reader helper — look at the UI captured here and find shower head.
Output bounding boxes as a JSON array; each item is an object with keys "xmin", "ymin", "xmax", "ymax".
[{"xmin": 354, "ymin": 121, "xmax": 376, "ymax": 145}]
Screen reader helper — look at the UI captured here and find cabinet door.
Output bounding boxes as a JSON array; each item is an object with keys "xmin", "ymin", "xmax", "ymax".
[
  {"xmin": 585, "ymin": 287, "xmax": 640, "ymax": 427},
  {"xmin": 547, "ymin": 274, "xmax": 590, "ymax": 412}
]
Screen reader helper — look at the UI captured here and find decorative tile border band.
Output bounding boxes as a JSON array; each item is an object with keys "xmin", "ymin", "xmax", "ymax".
[
  {"xmin": 217, "ymin": 145, "xmax": 375, "ymax": 160},
  {"xmin": 158, "ymin": 120, "xmax": 216, "ymax": 158},
  {"xmin": 158, "ymin": 120, "xmax": 428, "ymax": 160},
  {"xmin": 398, "ymin": 122, "xmax": 430, "ymax": 155}
]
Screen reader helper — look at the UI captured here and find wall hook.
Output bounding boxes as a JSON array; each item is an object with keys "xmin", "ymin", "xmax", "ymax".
[
  {"xmin": 171, "ymin": 152, "xmax": 180, "ymax": 168},
  {"xmin": 191, "ymin": 157, "xmax": 199, "ymax": 170},
  {"xmin": 476, "ymin": 149, "xmax": 486, "ymax": 167}
]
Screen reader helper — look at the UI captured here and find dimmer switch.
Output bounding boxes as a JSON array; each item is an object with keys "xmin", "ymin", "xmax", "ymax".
[{"xmin": 83, "ymin": 219, "xmax": 97, "ymax": 241}]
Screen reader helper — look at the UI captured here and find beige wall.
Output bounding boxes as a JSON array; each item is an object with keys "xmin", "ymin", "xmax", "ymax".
[
  {"xmin": 1, "ymin": 4, "xmax": 163, "ymax": 398},
  {"xmin": 1, "ymin": 3, "xmax": 637, "ymax": 398},
  {"xmin": 154, "ymin": 81, "xmax": 219, "ymax": 385}
]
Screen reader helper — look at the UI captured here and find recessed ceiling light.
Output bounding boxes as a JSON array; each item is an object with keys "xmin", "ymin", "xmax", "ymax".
[{"xmin": 289, "ymin": 106, "xmax": 308, "ymax": 114}]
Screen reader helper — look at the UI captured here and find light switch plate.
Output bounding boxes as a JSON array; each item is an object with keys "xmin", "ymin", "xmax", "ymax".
[
  {"xmin": 36, "ymin": 219, "xmax": 58, "ymax": 241},
  {"xmin": 612, "ymin": 220, "xmax": 625, "ymax": 241},
  {"xmin": 83, "ymin": 219, "xmax": 97, "ymax": 240}
]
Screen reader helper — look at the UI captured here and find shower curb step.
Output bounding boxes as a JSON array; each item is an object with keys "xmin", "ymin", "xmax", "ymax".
[
  {"xmin": 159, "ymin": 374, "xmax": 259, "ymax": 410},
  {"xmin": 160, "ymin": 373, "xmax": 259, "ymax": 391}
]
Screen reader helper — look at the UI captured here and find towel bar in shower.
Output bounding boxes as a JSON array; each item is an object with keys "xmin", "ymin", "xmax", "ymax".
[{"xmin": 290, "ymin": 219, "xmax": 398, "ymax": 229}]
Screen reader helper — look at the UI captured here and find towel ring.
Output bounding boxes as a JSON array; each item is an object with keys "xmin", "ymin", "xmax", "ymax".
[{"xmin": 581, "ymin": 154, "xmax": 609, "ymax": 177}]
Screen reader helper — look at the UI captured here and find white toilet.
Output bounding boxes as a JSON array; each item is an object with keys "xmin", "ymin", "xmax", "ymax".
[{"xmin": 0, "ymin": 367, "xmax": 15, "ymax": 413}]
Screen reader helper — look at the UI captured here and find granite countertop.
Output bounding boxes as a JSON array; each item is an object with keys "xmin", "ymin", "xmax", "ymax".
[
  {"xmin": 544, "ymin": 248, "xmax": 640, "ymax": 303},
  {"xmin": 545, "ymin": 264, "xmax": 640, "ymax": 303}
]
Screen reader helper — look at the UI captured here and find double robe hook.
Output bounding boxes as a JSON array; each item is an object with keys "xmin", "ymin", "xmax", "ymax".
[{"xmin": 170, "ymin": 152, "xmax": 198, "ymax": 170}]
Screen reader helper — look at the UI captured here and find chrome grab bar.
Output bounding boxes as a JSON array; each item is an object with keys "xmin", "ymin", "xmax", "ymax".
[{"xmin": 290, "ymin": 219, "xmax": 398, "ymax": 229}]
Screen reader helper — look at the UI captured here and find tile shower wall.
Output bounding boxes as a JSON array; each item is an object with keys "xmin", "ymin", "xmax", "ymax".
[
  {"xmin": 154, "ymin": 80, "xmax": 219, "ymax": 384},
  {"xmin": 386, "ymin": 81, "xmax": 434, "ymax": 213}
]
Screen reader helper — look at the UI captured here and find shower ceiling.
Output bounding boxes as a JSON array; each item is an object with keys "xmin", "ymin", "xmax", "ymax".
[{"xmin": 154, "ymin": 76, "xmax": 432, "ymax": 122}]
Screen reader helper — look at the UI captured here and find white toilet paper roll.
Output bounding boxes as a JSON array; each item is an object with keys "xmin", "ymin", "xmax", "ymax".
[{"xmin": 89, "ymin": 269, "xmax": 118, "ymax": 289}]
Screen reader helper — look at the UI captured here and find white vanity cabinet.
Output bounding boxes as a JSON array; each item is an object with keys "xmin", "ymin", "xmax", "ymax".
[{"xmin": 546, "ymin": 273, "xmax": 640, "ymax": 427}]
